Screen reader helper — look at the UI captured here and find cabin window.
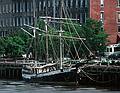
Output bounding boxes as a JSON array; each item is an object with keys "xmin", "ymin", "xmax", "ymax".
[
  {"xmin": 100, "ymin": 12, "xmax": 104, "ymax": 23},
  {"xmin": 117, "ymin": 0, "xmax": 120, "ymax": 7},
  {"xmin": 114, "ymin": 47, "xmax": 120, "ymax": 52},
  {"xmin": 110, "ymin": 48, "xmax": 112, "ymax": 52},
  {"xmin": 106, "ymin": 48, "xmax": 109, "ymax": 52},
  {"xmin": 117, "ymin": 13, "xmax": 120, "ymax": 22},
  {"xmin": 100, "ymin": 0, "xmax": 104, "ymax": 7},
  {"xmin": 118, "ymin": 26, "xmax": 120, "ymax": 32}
]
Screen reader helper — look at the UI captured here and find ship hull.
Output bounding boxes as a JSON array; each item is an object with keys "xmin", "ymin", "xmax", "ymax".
[{"xmin": 22, "ymin": 68, "xmax": 78, "ymax": 85}]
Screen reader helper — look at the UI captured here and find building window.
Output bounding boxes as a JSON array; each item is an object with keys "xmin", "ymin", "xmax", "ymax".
[
  {"xmin": 48, "ymin": 1, "xmax": 50, "ymax": 7},
  {"xmin": 6, "ymin": 4, "xmax": 8, "ymax": 13},
  {"xmin": 31, "ymin": 2, "xmax": 33, "ymax": 12},
  {"xmin": 3, "ymin": 5, "xmax": 5, "ymax": 13},
  {"xmin": 13, "ymin": 18, "xmax": 15, "ymax": 26},
  {"xmin": 80, "ymin": 0, "xmax": 83, "ymax": 7},
  {"xmin": 70, "ymin": 0, "xmax": 73, "ymax": 7},
  {"xmin": 117, "ymin": 0, "xmax": 120, "ymax": 7},
  {"xmin": 13, "ymin": 3, "xmax": 15, "ymax": 13},
  {"xmin": 118, "ymin": 26, "xmax": 120, "ymax": 32},
  {"xmin": 20, "ymin": 2, "xmax": 22, "ymax": 12},
  {"xmin": 20, "ymin": 17, "xmax": 23, "ymax": 26},
  {"xmin": 9, "ymin": 4, "xmax": 12, "ymax": 13},
  {"xmin": 85, "ymin": 0, "xmax": 88, "ymax": 7},
  {"xmin": 100, "ymin": 11, "xmax": 104, "ymax": 23},
  {"xmin": 100, "ymin": 0, "xmax": 104, "ymax": 7},
  {"xmin": 117, "ymin": 12, "xmax": 120, "ymax": 22},
  {"xmin": 76, "ymin": 0, "xmax": 78, "ymax": 8},
  {"xmin": 10, "ymin": 17, "xmax": 12, "ymax": 26},
  {"xmin": 39, "ymin": 1, "xmax": 41, "ymax": 11},
  {"xmin": 23, "ymin": 2, "xmax": 25, "ymax": 12},
  {"xmin": 16, "ymin": 2, "xmax": 18, "ymax": 12},
  {"xmin": 27, "ymin": 2, "xmax": 31, "ymax": 12},
  {"xmin": 3, "ymin": 19, "xmax": 5, "ymax": 27},
  {"xmin": 0, "ymin": 19, "xmax": 1, "ymax": 27},
  {"xmin": 0, "ymin": 5, "xmax": 1, "ymax": 14}
]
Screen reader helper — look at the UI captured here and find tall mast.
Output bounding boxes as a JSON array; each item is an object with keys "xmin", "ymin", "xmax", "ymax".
[
  {"xmin": 60, "ymin": 0, "xmax": 64, "ymax": 71},
  {"xmin": 45, "ymin": 0, "xmax": 49, "ymax": 64},
  {"xmin": 33, "ymin": 0, "xmax": 37, "ymax": 63}
]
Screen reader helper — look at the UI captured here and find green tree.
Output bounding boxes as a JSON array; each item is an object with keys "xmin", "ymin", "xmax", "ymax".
[
  {"xmin": 0, "ymin": 37, "xmax": 6, "ymax": 57},
  {"xmin": 4, "ymin": 36, "xmax": 25, "ymax": 58},
  {"xmin": 62, "ymin": 19, "xmax": 108, "ymax": 58},
  {"xmin": 82, "ymin": 19, "xmax": 108, "ymax": 55}
]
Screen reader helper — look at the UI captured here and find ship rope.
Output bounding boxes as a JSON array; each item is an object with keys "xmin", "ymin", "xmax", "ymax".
[
  {"xmin": 62, "ymin": 4, "xmax": 80, "ymax": 60},
  {"xmin": 78, "ymin": 65, "xmax": 116, "ymax": 83},
  {"xmin": 62, "ymin": 3, "xmax": 94, "ymax": 57}
]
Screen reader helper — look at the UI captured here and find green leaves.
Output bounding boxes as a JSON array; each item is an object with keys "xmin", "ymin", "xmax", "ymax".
[
  {"xmin": 0, "ymin": 18, "xmax": 108, "ymax": 59},
  {"xmin": 81, "ymin": 19, "xmax": 108, "ymax": 55},
  {"xmin": 62, "ymin": 18, "xmax": 108, "ymax": 58},
  {"xmin": 4, "ymin": 36, "xmax": 25, "ymax": 58}
]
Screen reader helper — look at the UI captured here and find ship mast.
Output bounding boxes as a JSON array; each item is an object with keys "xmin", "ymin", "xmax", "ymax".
[
  {"xmin": 33, "ymin": 0, "xmax": 37, "ymax": 67},
  {"xmin": 45, "ymin": 0, "xmax": 49, "ymax": 64},
  {"xmin": 59, "ymin": 0, "xmax": 64, "ymax": 71}
]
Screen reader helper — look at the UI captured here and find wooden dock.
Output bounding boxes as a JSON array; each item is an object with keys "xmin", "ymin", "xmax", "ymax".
[
  {"xmin": 77, "ymin": 64, "xmax": 120, "ymax": 87},
  {"xmin": 0, "ymin": 59, "xmax": 36, "ymax": 80},
  {"xmin": 0, "ymin": 63, "xmax": 22, "ymax": 80}
]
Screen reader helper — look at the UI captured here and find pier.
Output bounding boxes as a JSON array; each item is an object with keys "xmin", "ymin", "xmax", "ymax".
[
  {"xmin": 1, "ymin": 58, "xmax": 120, "ymax": 87},
  {"xmin": 77, "ymin": 64, "xmax": 120, "ymax": 86},
  {"xmin": 0, "ymin": 59, "xmax": 29, "ymax": 80},
  {"xmin": 0, "ymin": 63, "xmax": 22, "ymax": 80}
]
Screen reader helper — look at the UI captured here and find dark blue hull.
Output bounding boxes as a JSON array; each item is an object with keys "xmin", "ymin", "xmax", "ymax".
[{"xmin": 22, "ymin": 68, "xmax": 77, "ymax": 85}]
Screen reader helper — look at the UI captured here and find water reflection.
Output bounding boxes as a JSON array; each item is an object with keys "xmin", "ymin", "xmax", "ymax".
[{"xmin": 0, "ymin": 80, "xmax": 120, "ymax": 93}]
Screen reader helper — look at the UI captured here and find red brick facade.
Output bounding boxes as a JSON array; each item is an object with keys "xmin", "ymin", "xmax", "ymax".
[{"xmin": 90, "ymin": 0, "xmax": 120, "ymax": 45}]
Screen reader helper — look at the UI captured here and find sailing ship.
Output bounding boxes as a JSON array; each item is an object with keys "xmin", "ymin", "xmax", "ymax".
[{"xmin": 21, "ymin": 0, "xmax": 81, "ymax": 85}]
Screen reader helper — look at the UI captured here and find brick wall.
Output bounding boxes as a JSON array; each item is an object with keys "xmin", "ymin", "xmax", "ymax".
[{"xmin": 90, "ymin": 0, "xmax": 119, "ymax": 45}]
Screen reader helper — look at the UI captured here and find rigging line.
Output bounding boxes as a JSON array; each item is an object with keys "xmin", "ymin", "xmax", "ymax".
[
  {"xmin": 62, "ymin": 5, "xmax": 80, "ymax": 59},
  {"xmin": 41, "ymin": 23, "xmax": 85, "ymax": 40},
  {"xmin": 46, "ymin": 26, "xmax": 80, "ymax": 59},
  {"xmin": 43, "ymin": 24, "xmax": 59, "ymax": 60},
  {"xmin": 63, "ymin": 4, "xmax": 93, "ymax": 55},
  {"xmin": 66, "ymin": 22, "xmax": 80, "ymax": 59},
  {"xmin": 39, "ymin": 35, "xmax": 44, "ymax": 59},
  {"xmin": 40, "ymin": 36, "xmax": 46, "ymax": 59},
  {"xmin": 47, "ymin": 25, "xmax": 62, "ymax": 61},
  {"xmin": 79, "ymin": 67, "xmax": 115, "ymax": 83},
  {"xmin": 62, "ymin": 3, "xmax": 81, "ymax": 59},
  {"xmin": 49, "ymin": 34, "xmax": 59, "ymax": 61},
  {"xmin": 41, "ymin": 23, "xmax": 59, "ymax": 61},
  {"xmin": 40, "ymin": 34, "xmax": 85, "ymax": 40},
  {"xmin": 46, "ymin": 23, "xmax": 73, "ymax": 61},
  {"xmin": 63, "ymin": 38, "xmax": 75, "ymax": 60},
  {"xmin": 26, "ymin": 37, "xmax": 34, "ymax": 58}
]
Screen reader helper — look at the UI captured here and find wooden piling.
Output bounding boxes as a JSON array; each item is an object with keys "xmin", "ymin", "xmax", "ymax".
[{"xmin": 0, "ymin": 62, "xmax": 22, "ymax": 80}]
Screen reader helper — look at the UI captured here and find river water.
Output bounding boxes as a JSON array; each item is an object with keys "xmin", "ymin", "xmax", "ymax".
[{"xmin": 0, "ymin": 80, "xmax": 120, "ymax": 93}]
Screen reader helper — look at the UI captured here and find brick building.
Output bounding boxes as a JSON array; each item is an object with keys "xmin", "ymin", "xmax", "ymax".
[
  {"xmin": 90, "ymin": 0, "xmax": 120, "ymax": 45},
  {"xmin": 0, "ymin": 0, "xmax": 89, "ymax": 36}
]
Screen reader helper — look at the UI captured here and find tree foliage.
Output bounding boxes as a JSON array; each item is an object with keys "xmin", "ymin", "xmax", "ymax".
[
  {"xmin": 62, "ymin": 19, "xmax": 108, "ymax": 58},
  {"xmin": 0, "ymin": 18, "xmax": 108, "ymax": 59}
]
